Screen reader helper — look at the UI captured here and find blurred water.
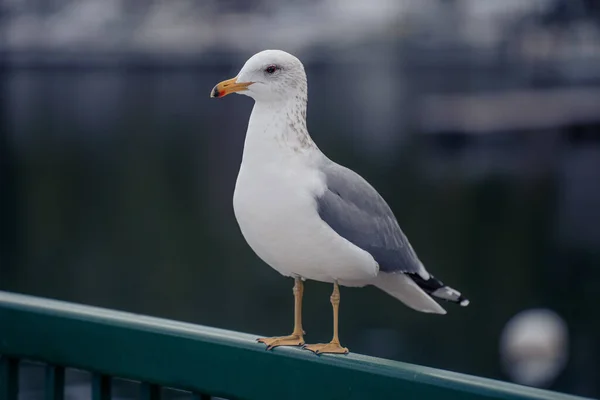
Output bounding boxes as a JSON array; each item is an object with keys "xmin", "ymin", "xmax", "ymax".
[{"xmin": 1, "ymin": 64, "xmax": 599, "ymax": 398}]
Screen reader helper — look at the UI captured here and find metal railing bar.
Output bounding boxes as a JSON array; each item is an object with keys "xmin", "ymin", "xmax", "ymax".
[
  {"xmin": 0, "ymin": 357, "xmax": 19, "ymax": 400},
  {"xmin": 0, "ymin": 291, "xmax": 592, "ymax": 400},
  {"xmin": 92, "ymin": 373, "xmax": 112, "ymax": 400},
  {"xmin": 45, "ymin": 364, "xmax": 65, "ymax": 400}
]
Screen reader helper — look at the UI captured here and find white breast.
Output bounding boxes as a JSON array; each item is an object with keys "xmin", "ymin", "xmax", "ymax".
[{"xmin": 233, "ymin": 151, "xmax": 378, "ymax": 285}]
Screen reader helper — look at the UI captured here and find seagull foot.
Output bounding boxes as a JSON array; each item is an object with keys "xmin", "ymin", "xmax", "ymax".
[
  {"xmin": 303, "ymin": 341, "xmax": 349, "ymax": 355},
  {"xmin": 257, "ymin": 334, "xmax": 305, "ymax": 350}
]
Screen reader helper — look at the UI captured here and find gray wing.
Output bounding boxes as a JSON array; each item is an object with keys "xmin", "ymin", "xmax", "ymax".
[{"xmin": 316, "ymin": 160, "xmax": 424, "ymax": 275}]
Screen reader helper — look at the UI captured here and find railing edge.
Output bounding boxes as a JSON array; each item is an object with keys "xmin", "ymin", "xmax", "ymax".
[{"xmin": 0, "ymin": 290, "xmax": 591, "ymax": 400}]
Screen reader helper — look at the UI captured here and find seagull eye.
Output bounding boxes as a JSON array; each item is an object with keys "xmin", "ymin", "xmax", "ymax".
[{"xmin": 264, "ymin": 65, "xmax": 278, "ymax": 74}]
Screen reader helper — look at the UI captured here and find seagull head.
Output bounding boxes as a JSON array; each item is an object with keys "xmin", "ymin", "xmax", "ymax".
[{"xmin": 210, "ymin": 50, "xmax": 307, "ymax": 102}]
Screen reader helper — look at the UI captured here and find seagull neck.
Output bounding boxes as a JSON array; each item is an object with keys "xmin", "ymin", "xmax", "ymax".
[{"xmin": 245, "ymin": 97, "xmax": 317, "ymax": 155}]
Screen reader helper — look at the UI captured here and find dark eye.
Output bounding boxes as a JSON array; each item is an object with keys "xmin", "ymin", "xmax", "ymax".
[{"xmin": 265, "ymin": 65, "xmax": 278, "ymax": 74}]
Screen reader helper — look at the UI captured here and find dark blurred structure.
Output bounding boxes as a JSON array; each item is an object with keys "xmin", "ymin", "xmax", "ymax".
[{"xmin": 1, "ymin": 0, "xmax": 599, "ymax": 398}]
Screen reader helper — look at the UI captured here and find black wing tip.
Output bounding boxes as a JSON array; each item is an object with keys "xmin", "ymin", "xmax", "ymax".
[{"xmin": 406, "ymin": 272, "xmax": 470, "ymax": 307}]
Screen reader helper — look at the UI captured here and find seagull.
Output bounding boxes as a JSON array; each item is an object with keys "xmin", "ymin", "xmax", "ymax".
[{"xmin": 210, "ymin": 50, "xmax": 469, "ymax": 355}]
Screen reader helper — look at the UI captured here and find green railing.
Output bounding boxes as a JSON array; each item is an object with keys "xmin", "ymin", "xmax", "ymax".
[{"xmin": 0, "ymin": 291, "xmax": 590, "ymax": 400}]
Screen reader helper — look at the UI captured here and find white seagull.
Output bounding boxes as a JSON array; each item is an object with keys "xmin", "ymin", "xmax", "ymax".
[{"xmin": 210, "ymin": 50, "xmax": 469, "ymax": 354}]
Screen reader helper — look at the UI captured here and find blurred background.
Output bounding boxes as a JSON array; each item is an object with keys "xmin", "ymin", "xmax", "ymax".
[{"xmin": 1, "ymin": 0, "xmax": 600, "ymax": 398}]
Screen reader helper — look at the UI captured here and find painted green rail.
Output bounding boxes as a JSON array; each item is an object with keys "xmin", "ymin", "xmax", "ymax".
[{"xmin": 0, "ymin": 291, "xmax": 590, "ymax": 400}]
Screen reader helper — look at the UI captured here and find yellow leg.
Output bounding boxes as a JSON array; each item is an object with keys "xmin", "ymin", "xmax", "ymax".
[
  {"xmin": 304, "ymin": 281, "xmax": 349, "ymax": 355},
  {"xmin": 257, "ymin": 277, "xmax": 305, "ymax": 350}
]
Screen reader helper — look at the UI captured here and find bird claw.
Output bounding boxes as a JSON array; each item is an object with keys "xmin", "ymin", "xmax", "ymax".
[
  {"xmin": 257, "ymin": 334, "xmax": 305, "ymax": 350},
  {"xmin": 303, "ymin": 342, "xmax": 349, "ymax": 355}
]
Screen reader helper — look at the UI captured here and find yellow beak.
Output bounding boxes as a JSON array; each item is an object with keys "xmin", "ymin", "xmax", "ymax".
[{"xmin": 210, "ymin": 76, "xmax": 253, "ymax": 98}]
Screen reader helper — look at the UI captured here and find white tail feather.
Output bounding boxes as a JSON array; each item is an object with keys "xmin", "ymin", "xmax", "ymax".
[{"xmin": 374, "ymin": 273, "xmax": 447, "ymax": 314}]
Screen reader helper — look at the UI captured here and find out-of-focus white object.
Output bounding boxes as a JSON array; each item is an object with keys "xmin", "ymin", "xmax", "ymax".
[{"xmin": 500, "ymin": 308, "xmax": 569, "ymax": 387}]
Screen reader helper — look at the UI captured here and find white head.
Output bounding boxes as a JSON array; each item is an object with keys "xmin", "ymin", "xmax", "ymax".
[{"xmin": 210, "ymin": 50, "xmax": 307, "ymax": 103}]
